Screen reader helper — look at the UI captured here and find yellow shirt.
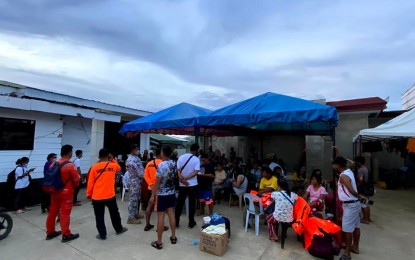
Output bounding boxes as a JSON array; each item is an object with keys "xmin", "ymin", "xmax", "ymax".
[{"xmin": 259, "ymin": 176, "xmax": 278, "ymax": 191}]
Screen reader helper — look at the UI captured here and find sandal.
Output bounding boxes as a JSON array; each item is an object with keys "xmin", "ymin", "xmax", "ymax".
[
  {"xmin": 144, "ymin": 224, "xmax": 154, "ymax": 231},
  {"xmin": 170, "ymin": 236, "xmax": 178, "ymax": 244},
  {"xmin": 151, "ymin": 241, "xmax": 163, "ymax": 250}
]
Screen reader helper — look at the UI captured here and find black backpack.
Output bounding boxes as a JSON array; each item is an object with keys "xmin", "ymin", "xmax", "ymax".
[
  {"xmin": 6, "ymin": 167, "xmax": 20, "ymax": 192},
  {"xmin": 6, "ymin": 167, "xmax": 20, "ymax": 208}
]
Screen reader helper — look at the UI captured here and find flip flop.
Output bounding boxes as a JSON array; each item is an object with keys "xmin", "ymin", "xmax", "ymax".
[
  {"xmin": 351, "ymin": 249, "xmax": 360, "ymax": 254},
  {"xmin": 144, "ymin": 225, "xmax": 154, "ymax": 231},
  {"xmin": 151, "ymin": 241, "xmax": 163, "ymax": 250},
  {"xmin": 170, "ymin": 236, "xmax": 178, "ymax": 244}
]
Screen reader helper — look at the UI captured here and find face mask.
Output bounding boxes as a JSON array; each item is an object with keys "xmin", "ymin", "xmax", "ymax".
[{"xmin": 23, "ymin": 163, "xmax": 28, "ymax": 167}]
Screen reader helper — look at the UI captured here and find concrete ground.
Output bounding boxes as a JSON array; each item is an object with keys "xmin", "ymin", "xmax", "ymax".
[{"xmin": 1, "ymin": 189, "xmax": 414, "ymax": 260}]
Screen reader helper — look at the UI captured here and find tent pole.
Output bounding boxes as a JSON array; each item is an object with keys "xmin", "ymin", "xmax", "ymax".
[
  {"xmin": 353, "ymin": 140, "xmax": 356, "ymax": 161},
  {"xmin": 331, "ymin": 128, "xmax": 337, "ymax": 219},
  {"xmin": 194, "ymin": 126, "xmax": 200, "ymax": 146},
  {"xmin": 260, "ymin": 136, "xmax": 264, "ymax": 160}
]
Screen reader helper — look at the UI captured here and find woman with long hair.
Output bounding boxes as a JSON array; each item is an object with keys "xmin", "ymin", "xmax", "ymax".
[
  {"xmin": 266, "ymin": 179, "xmax": 298, "ymax": 242},
  {"xmin": 14, "ymin": 157, "xmax": 35, "ymax": 214},
  {"xmin": 303, "ymin": 173, "xmax": 327, "ymax": 218}
]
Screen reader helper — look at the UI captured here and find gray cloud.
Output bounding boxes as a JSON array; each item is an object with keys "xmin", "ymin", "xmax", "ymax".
[{"xmin": 0, "ymin": 0, "xmax": 414, "ymax": 110}]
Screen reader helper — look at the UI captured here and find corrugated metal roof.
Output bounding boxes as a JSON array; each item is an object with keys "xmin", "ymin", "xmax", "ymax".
[
  {"xmin": 0, "ymin": 80, "xmax": 151, "ymax": 117},
  {"xmin": 327, "ymin": 97, "xmax": 387, "ymax": 113}
]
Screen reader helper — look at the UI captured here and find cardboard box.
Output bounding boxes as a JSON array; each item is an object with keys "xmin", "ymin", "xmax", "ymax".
[{"xmin": 199, "ymin": 230, "xmax": 229, "ymax": 257}]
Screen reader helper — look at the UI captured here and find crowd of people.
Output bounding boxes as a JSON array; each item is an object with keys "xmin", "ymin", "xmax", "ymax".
[{"xmin": 7, "ymin": 143, "xmax": 373, "ymax": 259}]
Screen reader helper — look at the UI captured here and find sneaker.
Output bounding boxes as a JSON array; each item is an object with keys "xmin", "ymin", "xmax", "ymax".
[
  {"xmin": 96, "ymin": 234, "xmax": 107, "ymax": 240},
  {"xmin": 73, "ymin": 202, "xmax": 82, "ymax": 207},
  {"xmin": 46, "ymin": 231, "xmax": 62, "ymax": 240},
  {"xmin": 116, "ymin": 227, "xmax": 128, "ymax": 235},
  {"xmin": 127, "ymin": 218, "xmax": 141, "ymax": 225},
  {"xmin": 23, "ymin": 207, "xmax": 31, "ymax": 211},
  {"xmin": 135, "ymin": 214, "xmax": 144, "ymax": 219},
  {"xmin": 62, "ymin": 233, "xmax": 80, "ymax": 243},
  {"xmin": 15, "ymin": 209, "xmax": 25, "ymax": 214}
]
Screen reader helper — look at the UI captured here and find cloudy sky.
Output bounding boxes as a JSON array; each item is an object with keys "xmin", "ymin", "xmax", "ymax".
[{"xmin": 0, "ymin": 0, "xmax": 414, "ymax": 112}]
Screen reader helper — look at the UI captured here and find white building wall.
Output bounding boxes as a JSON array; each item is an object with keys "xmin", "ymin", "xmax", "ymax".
[
  {"xmin": 61, "ymin": 116, "xmax": 92, "ymax": 174},
  {"xmin": 89, "ymin": 119, "xmax": 105, "ymax": 168},
  {"xmin": 0, "ymin": 109, "xmax": 63, "ymax": 182}
]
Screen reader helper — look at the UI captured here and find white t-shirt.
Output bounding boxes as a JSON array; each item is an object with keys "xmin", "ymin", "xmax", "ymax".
[
  {"xmin": 338, "ymin": 169, "xmax": 358, "ymax": 201},
  {"xmin": 15, "ymin": 166, "xmax": 30, "ymax": 189},
  {"xmin": 177, "ymin": 153, "xmax": 200, "ymax": 187},
  {"xmin": 73, "ymin": 158, "xmax": 81, "ymax": 169}
]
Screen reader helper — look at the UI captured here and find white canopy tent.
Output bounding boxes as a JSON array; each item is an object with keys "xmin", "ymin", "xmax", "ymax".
[{"xmin": 354, "ymin": 109, "xmax": 415, "ymax": 142}]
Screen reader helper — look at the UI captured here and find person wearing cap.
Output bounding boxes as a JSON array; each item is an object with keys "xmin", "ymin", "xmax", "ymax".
[{"xmin": 332, "ymin": 156, "xmax": 364, "ymax": 260}]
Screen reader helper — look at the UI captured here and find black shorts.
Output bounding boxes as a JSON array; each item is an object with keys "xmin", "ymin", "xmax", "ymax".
[{"xmin": 156, "ymin": 194, "xmax": 176, "ymax": 212}]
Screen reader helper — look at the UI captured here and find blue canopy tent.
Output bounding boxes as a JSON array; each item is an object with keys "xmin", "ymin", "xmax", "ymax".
[
  {"xmin": 198, "ymin": 92, "xmax": 338, "ymax": 136},
  {"xmin": 199, "ymin": 92, "xmax": 339, "ymax": 216},
  {"xmin": 119, "ymin": 102, "xmax": 212, "ymax": 137}
]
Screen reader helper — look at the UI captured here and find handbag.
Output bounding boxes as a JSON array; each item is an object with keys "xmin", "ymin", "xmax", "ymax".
[{"xmin": 264, "ymin": 200, "xmax": 275, "ymax": 215}]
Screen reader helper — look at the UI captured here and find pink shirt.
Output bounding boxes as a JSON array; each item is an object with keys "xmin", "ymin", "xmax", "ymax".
[{"xmin": 306, "ymin": 185, "xmax": 327, "ymax": 202}]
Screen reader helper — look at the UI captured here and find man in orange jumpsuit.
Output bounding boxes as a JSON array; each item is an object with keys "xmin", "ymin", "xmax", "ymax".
[{"xmin": 45, "ymin": 144, "xmax": 80, "ymax": 243}]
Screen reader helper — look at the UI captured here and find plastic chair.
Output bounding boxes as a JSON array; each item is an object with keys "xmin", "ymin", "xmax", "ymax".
[
  {"xmin": 229, "ymin": 193, "xmax": 243, "ymax": 209},
  {"xmin": 121, "ymin": 183, "xmax": 129, "ymax": 202},
  {"xmin": 243, "ymin": 193, "xmax": 264, "ymax": 236}
]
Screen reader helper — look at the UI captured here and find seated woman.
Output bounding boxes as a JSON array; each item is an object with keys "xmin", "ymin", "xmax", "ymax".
[
  {"xmin": 258, "ymin": 167, "xmax": 278, "ymax": 196},
  {"xmin": 292, "ymin": 166, "xmax": 307, "ymax": 196},
  {"xmin": 266, "ymin": 179, "xmax": 298, "ymax": 241},
  {"xmin": 212, "ymin": 162, "xmax": 227, "ymax": 200},
  {"xmin": 293, "ymin": 166, "xmax": 307, "ymax": 184},
  {"xmin": 250, "ymin": 161, "xmax": 262, "ymax": 188},
  {"xmin": 228, "ymin": 169, "xmax": 248, "ymax": 206},
  {"xmin": 272, "ymin": 166, "xmax": 283, "ymax": 180},
  {"xmin": 232, "ymin": 171, "xmax": 248, "ymax": 195},
  {"xmin": 303, "ymin": 173, "xmax": 327, "ymax": 217}
]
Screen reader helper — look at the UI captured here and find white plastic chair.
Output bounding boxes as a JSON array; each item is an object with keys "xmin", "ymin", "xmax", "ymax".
[
  {"xmin": 121, "ymin": 172, "xmax": 130, "ymax": 202},
  {"xmin": 121, "ymin": 183, "xmax": 129, "ymax": 202},
  {"xmin": 229, "ymin": 193, "xmax": 243, "ymax": 209},
  {"xmin": 243, "ymin": 193, "xmax": 265, "ymax": 236}
]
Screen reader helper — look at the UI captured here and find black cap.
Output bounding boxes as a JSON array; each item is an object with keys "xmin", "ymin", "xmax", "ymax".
[{"xmin": 332, "ymin": 156, "xmax": 348, "ymax": 168}]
